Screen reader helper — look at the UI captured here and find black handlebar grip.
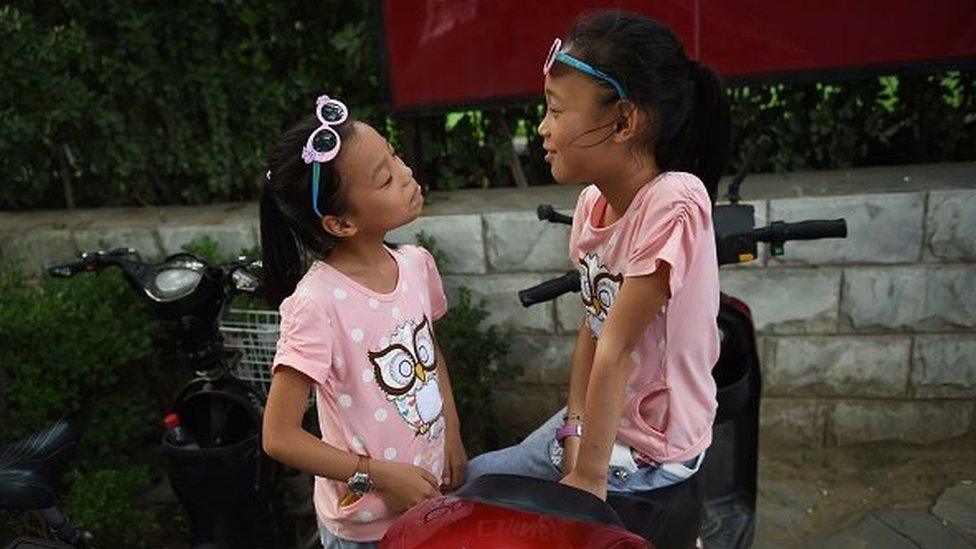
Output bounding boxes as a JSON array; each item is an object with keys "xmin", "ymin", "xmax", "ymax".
[
  {"xmin": 777, "ymin": 219, "xmax": 848, "ymax": 241},
  {"xmin": 518, "ymin": 271, "xmax": 581, "ymax": 307},
  {"xmin": 536, "ymin": 204, "xmax": 574, "ymax": 226},
  {"xmin": 47, "ymin": 259, "xmax": 92, "ymax": 278}
]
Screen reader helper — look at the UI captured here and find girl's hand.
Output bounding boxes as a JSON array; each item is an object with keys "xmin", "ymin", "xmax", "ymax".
[
  {"xmin": 560, "ymin": 470, "xmax": 607, "ymax": 501},
  {"xmin": 372, "ymin": 460, "xmax": 442, "ymax": 512},
  {"xmin": 441, "ymin": 423, "xmax": 468, "ymax": 490},
  {"xmin": 561, "ymin": 436, "xmax": 581, "ymax": 475}
]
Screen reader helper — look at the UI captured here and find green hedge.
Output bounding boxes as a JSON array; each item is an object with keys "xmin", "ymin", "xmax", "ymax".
[
  {"xmin": 2, "ymin": 2, "xmax": 973, "ymax": 210},
  {"xmin": 0, "ymin": 1, "xmax": 383, "ymax": 209},
  {"xmin": 0, "ymin": 266, "xmax": 176, "ymax": 546}
]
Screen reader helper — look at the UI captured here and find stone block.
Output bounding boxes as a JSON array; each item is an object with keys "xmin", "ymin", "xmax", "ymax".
[
  {"xmin": 810, "ymin": 509, "xmax": 972, "ymax": 549},
  {"xmin": 720, "ymin": 268, "xmax": 841, "ymax": 334},
  {"xmin": 925, "ymin": 189, "xmax": 976, "ymax": 262},
  {"xmin": 830, "ymin": 400, "xmax": 974, "ymax": 445},
  {"xmin": 443, "ymin": 274, "xmax": 556, "ymax": 334},
  {"xmin": 157, "ymin": 224, "xmax": 257, "ymax": 257},
  {"xmin": 912, "ymin": 336, "xmax": 976, "ymax": 398},
  {"xmin": 484, "ymin": 210, "xmax": 573, "ymax": 272},
  {"xmin": 758, "ymin": 398, "xmax": 825, "ymax": 447},
  {"xmin": 764, "ymin": 336, "xmax": 910, "ymax": 397},
  {"xmin": 873, "ymin": 508, "xmax": 973, "ymax": 549},
  {"xmin": 507, "ymin": 335, "xmax": 575, "ymax": 384},
  {"xmin": 388, "ymin": 214, "xmax": 486, "ymax": 274},
  {"xmin": 933, "ymin": 481, "xmax": 976, "ymax": 542},
  {"xmin": 73, "ymin": 228, "xmax": 164, "ymax": 259},
  {"xmin": 841, "ymin": 266, "xmax": 976, "ymax": 331},
  {"xmin": 0, "ymin": 230, "xmax": 76, "ymax": 274},
  {"xmin": 768, "ymin": 192, "xmax": 923, "ymax": 265},
  {"xmin": 555, "ymin": 291, "xmax": 585, "ymax": 334},
  {"xmin": 921, "ymin": 266, "xmax": 976, "ymax": 330}
]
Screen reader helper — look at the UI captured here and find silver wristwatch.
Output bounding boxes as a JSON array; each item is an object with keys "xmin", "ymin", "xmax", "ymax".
[{"xmin": 347, "ymin": 456, "xmax": 373, "ymax": 495}]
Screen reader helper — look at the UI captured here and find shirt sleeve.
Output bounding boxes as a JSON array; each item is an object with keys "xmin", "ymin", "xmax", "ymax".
[
  {"xmin": 568, "ymin": 185, "xmax": 597, "ymax": 266},
  {"xmin": 273, "ymin": 289, "xmax": 333, "ymax": 385},
  {"xmin": 625, "ymin": 177, "xmax": 711, "ymax": 298},
  {"xmin": 417, "ymin": 246, "xmax": 449, "ymax": 321}
]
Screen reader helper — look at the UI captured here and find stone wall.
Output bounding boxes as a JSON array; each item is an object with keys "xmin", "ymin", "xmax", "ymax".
[
  {"xmin": 386, "ymin": 188, "xmax": 976, "ymax": 447},
  {"xmin": 2, "ymin": 164, "xmax": 974, "ymax": 448}
]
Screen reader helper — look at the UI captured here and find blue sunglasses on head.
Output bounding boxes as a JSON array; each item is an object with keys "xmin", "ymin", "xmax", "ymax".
[{"xmin": 543, "ymin": 38, "xmax": 629, "ymax": 100}]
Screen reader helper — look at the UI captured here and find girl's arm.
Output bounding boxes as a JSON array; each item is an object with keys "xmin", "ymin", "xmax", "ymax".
[
  {"xmin": 433, "ymin": 338, "xmax": 468, "ymax": 489},
  {"xmin": 561, "ymin": 266, "xmax": 671, "ymax": 500},
  {"xmin": 262, "ymin": 366, "xmax": 359, "ymax": 480},
  {"xmin": 263, "ymin": 366, "xmax": 442, "ymax": 511},
  {"xmin": 562, "ymin": 318, "xmax": 597, "ymax": 474}
]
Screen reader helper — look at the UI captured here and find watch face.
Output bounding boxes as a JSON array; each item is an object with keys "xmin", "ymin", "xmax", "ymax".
[{"xmin": 348, "ymin": 472, "xmax": 372, "ymax": 494}]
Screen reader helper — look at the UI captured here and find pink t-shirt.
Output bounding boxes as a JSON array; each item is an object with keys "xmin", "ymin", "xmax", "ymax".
[
  {"xmin": 273, "ymin": 245, "xmax": 448, "ymax": 542},
  {"xmin": 569, "ymin": 172, "xmax": 720, "ymax": 464}
]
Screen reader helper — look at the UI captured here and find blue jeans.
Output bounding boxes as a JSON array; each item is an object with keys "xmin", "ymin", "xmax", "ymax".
[
  {"xmin": 319, "ymin": 528, "xmax": 377, "ymax": 549},
  {"xmin": 466, "ymin": 408, "xmax": 702, "ymax": 493}
]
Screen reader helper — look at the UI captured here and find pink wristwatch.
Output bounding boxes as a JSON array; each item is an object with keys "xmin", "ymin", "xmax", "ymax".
[{"xmin": 556, "ymin": 423, "xmax": 582, "ymax": 444}]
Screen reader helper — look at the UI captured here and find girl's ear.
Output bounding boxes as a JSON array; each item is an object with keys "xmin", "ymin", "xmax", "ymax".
[
  {"xmin": 321, "ymin": 215, "xmax": 358, "ymax": 239},
  {"xmin": 612, "ymin": 101, "xmax": 647, "ymax": 144}
]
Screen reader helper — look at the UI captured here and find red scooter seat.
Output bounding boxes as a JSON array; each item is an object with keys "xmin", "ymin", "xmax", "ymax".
[{"xmin": 382, "ymin": 474, "xmax": 649, "ymax": 548}]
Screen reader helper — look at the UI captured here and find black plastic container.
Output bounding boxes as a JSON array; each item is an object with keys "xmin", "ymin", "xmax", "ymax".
[{"xmin": 162, "ymin": 379, "xmax": 275, "ymax": 549}]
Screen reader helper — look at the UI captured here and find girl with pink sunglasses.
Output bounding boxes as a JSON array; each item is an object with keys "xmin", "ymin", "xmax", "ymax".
[{"xmin": 260, "ymin": 96, "xmax": 467, "ymax": 548}]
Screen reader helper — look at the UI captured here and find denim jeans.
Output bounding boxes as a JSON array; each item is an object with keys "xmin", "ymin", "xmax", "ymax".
[
  {"xmin": 466, "ymin": 408, "xmax": 703, "ymax": 493},
  {"xmin": 318, "ymin": 527, "xmax": 378, "ymax": 549}
]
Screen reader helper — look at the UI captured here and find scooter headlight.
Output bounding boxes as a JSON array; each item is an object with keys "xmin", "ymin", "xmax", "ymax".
[
  {"xmin": 149, "ymin": 256, "xmax": 207, "ymax": 301},
  {"xmin": 154, "ymin": 268, "xmax": 203, "ymax": 300}
]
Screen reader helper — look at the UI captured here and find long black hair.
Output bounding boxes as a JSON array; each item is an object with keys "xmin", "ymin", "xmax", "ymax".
[
  {"xmin": 260, "ymin": 114, "xmax": 357, "ymax": 308},
  {"xmin": 566, "ymin": 10, "xmax": 731, "ymax": 200}
]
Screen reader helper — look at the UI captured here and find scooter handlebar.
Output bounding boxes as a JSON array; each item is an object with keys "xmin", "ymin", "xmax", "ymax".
[
  {"xmin": 48, "ymin": 258, "xmax": 95, "ymax": 278},
  {"xmin": 753, "ymin": 219, "xmax": 848, "ymax": 242},
  {"xmin": 47, "ymin": 248, "xmax": 137, "ymax": 278},
  {"xmin": 537, "ymin": 204, "xmax": 574, "ymax": 226},
  {"xmin": 518, "ymin": 271, "xmax": 580, "ymax": 307}
]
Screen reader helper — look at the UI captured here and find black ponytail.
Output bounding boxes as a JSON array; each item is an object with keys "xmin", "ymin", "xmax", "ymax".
[
  {"xmin": 260, "ymin": 114, "xmax": 356, "ymax": 308},
  {"xmin": 566, "ymin": 10, "xmax": 731, "ymax": 201},
  {"xmin": 260, "ymin": 184, "xmax": 303, "ymax": 309},
  {"xmin": 683, "ymin": 63, "xmax": 731, "ymax": 199}
]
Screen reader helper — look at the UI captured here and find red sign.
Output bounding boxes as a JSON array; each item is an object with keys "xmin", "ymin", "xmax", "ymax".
[{"xmin": 380, "ymin": 0, "xmax": 976, "ymax": 113}]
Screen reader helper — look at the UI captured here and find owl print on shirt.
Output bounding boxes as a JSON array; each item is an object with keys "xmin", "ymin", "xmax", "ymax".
[
  {"xmin": 367, "ymin": 315, "xmax": 445, "ymax": 439},
  {"xmin": 578, "ymin": 253, "xmax": 623, "ymax": 336}
]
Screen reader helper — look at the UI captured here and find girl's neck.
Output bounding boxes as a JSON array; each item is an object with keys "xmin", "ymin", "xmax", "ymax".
[
  {"xmin": 325, "ymin": 234, "xmax": 398, "ymax": 293},
  {"xmin": 592, "ymin": 154, "xmax": 661, "ymax": 225}
]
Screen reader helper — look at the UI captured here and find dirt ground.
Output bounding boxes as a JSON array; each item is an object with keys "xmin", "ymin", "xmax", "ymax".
[{"xmin": 755, "ymin": 435, "xmax": 976, "ymax": 546}]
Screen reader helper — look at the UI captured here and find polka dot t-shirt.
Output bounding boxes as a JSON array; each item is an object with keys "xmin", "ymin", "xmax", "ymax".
[
  {"xmin": 273, "ymin": 245, "xmax": 448, "ymax": 542},
  {"xmin": 569, "ymin": 172, "xmax": 720, "ymax": 465}
]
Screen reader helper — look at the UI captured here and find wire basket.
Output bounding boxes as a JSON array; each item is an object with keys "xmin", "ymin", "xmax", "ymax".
[{"xmin": 220, "ymin": 309, "xmax": 281, "ymax": 399}]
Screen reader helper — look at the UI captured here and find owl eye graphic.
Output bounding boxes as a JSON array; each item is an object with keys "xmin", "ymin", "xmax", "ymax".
[
  {"xmin": 578, "ymin": 253, "xmax": 622, "ymax": 319},
  {"xmin": 413, "ymin": 316, "xmax": 437, "ymax": 371},
  {"xmin": 370, "ymin": 344, "xmax": 421, "ymax": 396},
  {"xmin": 593, "ymin": 272, "xmax": 622, "ymax": 311},
  {"xmin": 368, "ymin": 314, "xmax": 445, "ymax": 438},
  {"xmin": 579, "ymin": 262, "xmax": 594, "ymax": 306}
]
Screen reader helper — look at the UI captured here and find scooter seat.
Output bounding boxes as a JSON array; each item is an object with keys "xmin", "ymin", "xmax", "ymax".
[
  {"xmin": 0, "ymin": 421, "xmax": 78, "ymax": 510},
  {"xmin": 456, "ymin": 474, "xmax": 625, "ymax": 527}
]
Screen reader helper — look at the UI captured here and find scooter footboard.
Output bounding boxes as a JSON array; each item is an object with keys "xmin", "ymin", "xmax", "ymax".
[{"xmin": 608, "ymin": 474, "xmax": 704, "ymax": 549}]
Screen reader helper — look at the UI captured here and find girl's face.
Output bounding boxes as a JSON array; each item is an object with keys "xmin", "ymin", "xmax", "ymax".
[
  {"xmin": 334, "ymin": 122, "xmax": 423, "ymax": 236},
  {"xmin": 537, "ymin": 67, "xmax": 623, "ymax": 185}
]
